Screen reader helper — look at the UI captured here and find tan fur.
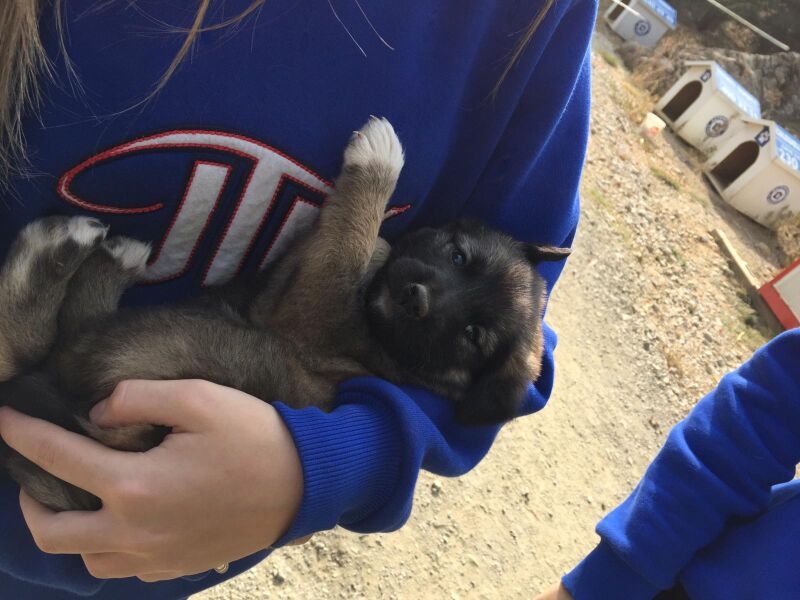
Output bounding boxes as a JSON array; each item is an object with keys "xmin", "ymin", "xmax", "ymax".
[
  {"xmin": 528, "ymin": 287, "xmax": 549, "ymax": 382},
  {"xmin": 77, "ymin": 419, "xmax": 161, "ymax": 453},
  {"xmin": 0, "ymin": 336, "xmax": 14, "ymax": 382}
]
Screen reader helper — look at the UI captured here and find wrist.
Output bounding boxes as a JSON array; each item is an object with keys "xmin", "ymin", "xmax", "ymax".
[
  {"xmin": 265, "ymin": 404, "xmax": 304, "ymax": 540},
  {"xmin": 270, "ymin": 394, "xmax": 402, "ymax": 546}
]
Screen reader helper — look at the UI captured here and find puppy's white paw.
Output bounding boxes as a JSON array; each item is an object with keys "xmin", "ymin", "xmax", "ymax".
[
  {"xmin": 7, "ymin": 216, "xmax": 107, "ymax": 286},
  {"xmin": 21, "ymin": 215, "xmax": 106, "ymax": 250},
  {"xmin": 66, "ymin": 216, "xmax": 108, "ymax": 248},
  {"xmin": 344, "ymin": 116, "xmax": 405, "ymax": 178},
  {"xmin": 103, "ymin": 237, "xmax": 152, "ymax": 275}
]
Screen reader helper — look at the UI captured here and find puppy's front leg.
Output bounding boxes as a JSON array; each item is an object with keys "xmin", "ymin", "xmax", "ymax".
[
  {"xmin": 270, "ymin": 118, "xmax": 403, "ymax": 329},
  {"xmin": 317, "ymin": 117, "xmax": 404, "ymax": 275}
]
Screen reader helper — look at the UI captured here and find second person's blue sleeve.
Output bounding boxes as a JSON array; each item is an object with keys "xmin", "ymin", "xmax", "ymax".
[{"xmin": 563, "ymin": 329, "xmax": 800, "ymax": 600}]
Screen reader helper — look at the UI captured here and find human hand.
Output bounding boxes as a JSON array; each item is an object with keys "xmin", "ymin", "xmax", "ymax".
[
  {"xmin": 0, "ymin": 379, "xmax": 303, "ymax": 582},
  {"xmin": 535, "ymin": 582, "xmax": 575, "ymax": 600}
]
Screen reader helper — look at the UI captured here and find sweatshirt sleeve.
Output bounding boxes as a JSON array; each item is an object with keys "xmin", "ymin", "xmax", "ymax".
[
  {"xmin": 563, "ymin": 329, "xmax": 800, "ymax": 600},
  {"xmin": 271, "ymin": 0, "xmax": 596, "ymax": 546}
]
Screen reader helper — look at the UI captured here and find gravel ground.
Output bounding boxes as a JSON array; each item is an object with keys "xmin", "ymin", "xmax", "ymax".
[{"xmin": 196, "ymin": 28, "xmax": 784, "ymax": 600}]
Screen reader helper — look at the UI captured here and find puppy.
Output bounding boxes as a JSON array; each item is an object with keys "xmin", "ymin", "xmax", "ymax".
[{"xmin": 0, "ymin": 118, "xmax": 568, "ymax": 511}]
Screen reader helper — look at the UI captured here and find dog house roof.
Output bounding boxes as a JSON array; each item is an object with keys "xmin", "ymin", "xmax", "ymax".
[
  {"xmin": 640, "ymin": 0, "xmax": 677, "ymax": 29},
  {"xmin": 685, "ymin": 61, "xmax": 762, "ymax": 119},
  {"xmin": 776, "ymin": 125, "xmax": 800, "ymax": 174}
]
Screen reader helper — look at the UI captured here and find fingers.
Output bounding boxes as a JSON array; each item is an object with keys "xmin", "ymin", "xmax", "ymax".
[
  {"xmin": 0, "ymin": 407, "xmax": 127, "ymax": 496},
  {"xmin": 20, "ymin": 491, "xmax": 120, "ymax": 554},
  {"xmin": 90, "ymin": 379, "xmax": 216, "ymax": 430},
  {"xmin": 82, "ymin": 553, "xmax": 160, "ymax": 580}
]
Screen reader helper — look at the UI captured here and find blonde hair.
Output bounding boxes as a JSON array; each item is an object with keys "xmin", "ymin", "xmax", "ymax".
[
  {"xmin": 0, "ymin": 1, "xmax": 51, "ymax": 189},
  {"xmin": 0, "ymin": 0, "xmax": 552, "ymax": 190}
]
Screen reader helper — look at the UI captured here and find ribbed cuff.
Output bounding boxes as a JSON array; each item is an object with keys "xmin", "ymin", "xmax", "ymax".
[
  {"xmin": 270, "ymin": 397, "xmax": 402, "ymax": 547},
  {"xmin": 562, "ymin": 542, "xmax": 662, "ymax": 600}
]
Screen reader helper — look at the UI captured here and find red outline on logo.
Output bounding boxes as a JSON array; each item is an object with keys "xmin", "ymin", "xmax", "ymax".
[
  {"xmin": 57, "ymin": 129, "xmax": 333, "ymax": 214},
  {"xmin": 56, "ymin": 130, "xmax": 412, "ymax": 287}
]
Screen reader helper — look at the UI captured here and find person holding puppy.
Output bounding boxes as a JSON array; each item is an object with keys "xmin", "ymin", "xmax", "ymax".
[
  {"xmin": 0, "ymin": 0, "xmax": 596, "ymax": 597},
  {"xmin": 536, "ymin": 329, "xmax": 800, "ymax": 600}
]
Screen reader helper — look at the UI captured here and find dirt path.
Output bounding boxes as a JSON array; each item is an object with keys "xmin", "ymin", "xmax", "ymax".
[{"xmin": 197, "ymin": 29, "xmax": 783, "ymax": 600}]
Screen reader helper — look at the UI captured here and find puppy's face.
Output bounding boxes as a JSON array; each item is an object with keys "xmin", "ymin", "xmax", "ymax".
[{"xmin": 365, "ymin": 218, "xmax": 569, "ymax": 425}]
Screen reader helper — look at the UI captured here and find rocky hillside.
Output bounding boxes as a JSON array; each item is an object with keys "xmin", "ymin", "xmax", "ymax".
[
  {"xmin": 666, "ymin": 0, "xmax": 800, "ymax": 55},
  {"xmin": 617, "ymin": 31, "xmax": 800, "ymax": 134}
]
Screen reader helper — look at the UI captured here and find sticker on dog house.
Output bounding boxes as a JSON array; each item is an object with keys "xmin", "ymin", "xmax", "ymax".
[
  {"xmin": 760, "ymin": 257, "xmax": 800, "ymax": 330},
  {"xmin": 704, "ymin": 119, "xmax": 800, "ymax": 229},
  {"xmin": 706, "ymin": 115, "xmax": 729, "ymax": 138},
  {"xmin": 604, "ymin": 0, "xmax": 677, "ymax": 48},
  {"xmin": 655, "ymin": 61, "xmax": 761, "ymax": 153}
]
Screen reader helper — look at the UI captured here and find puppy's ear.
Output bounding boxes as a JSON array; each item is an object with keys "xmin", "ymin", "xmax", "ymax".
[
  {"xmin": 456, "ymin": 352, "xmax": 531, "ymax": 426},
  {"xmin": 524, "ymin": 243, "xmax": 571, "ymax": 264}
]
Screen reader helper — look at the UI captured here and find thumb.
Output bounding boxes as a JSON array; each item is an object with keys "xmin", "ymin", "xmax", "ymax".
[{"xmin": 89, "ymin": 379, "xmax": 210, "ymax": 430}]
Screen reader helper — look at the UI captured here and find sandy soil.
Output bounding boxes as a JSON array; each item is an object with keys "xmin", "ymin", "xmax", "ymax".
[{"xmin": 196, "ymin": 27, "xmax": 784, "ymax": 600}]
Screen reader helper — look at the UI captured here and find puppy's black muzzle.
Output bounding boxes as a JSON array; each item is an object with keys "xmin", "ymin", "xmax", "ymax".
[
  {"xmin": 386, "ymin": 256, "xmax": 441, "ymax": 321},
  {"xmin": 399, "ymin": 283, "xmax": 430, "ymax": 319}
]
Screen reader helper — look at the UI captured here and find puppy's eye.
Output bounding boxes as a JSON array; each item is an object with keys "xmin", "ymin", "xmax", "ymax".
[
  {"xmin": 464, "ymin": 325, "xmax": 479, "ymax": 343},
  {"xmin": 451, "ymin": 250, "xmax": 466, "ymax": 266}
]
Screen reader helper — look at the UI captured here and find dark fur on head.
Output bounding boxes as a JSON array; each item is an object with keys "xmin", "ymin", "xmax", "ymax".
[{"xmin": 365, "ymin": 218, "xmax": 568, "ymax": 425}]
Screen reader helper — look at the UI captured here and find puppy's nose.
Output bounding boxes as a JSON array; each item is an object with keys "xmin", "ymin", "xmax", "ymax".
[{"xmin": 401, "ymin": 283, "xmax": 430, "ymax": 319}]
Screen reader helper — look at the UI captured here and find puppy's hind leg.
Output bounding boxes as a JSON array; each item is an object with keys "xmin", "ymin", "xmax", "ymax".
[
  {"xmin": 55, "ymin": 235, "xmax": 164, "ymax": 453},
  {"xmin": 0, "ymin": 216, "xmax": 107, "ymax": 380},
  {"xmin": 0, "ymin": 374, "xmax": 101, "ymax": 511},
  {"xmin": 58, "ymin": 236, "xmax": 151, "ymax": 342}
]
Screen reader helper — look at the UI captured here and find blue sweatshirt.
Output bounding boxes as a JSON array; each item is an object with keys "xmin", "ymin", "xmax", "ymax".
[
  {"xmin": 0, "ymin": 0, "xmax": 595, "ymax": 597},
  {"xmin": 563, "ymin": 329, "xmax": 800, "ymax": 600}
]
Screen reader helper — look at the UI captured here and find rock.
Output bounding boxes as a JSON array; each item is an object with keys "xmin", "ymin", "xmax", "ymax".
[{"xmin": 271, "ymin": 569, "xmax": 286, "ymax": 586}]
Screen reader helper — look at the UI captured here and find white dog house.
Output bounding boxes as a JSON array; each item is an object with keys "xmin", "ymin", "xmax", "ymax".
[
  {"xmin": 655, "ymin": 61, "xmax": 761, "ymax": 153},
  {"xmin": 604, "ymin": 0, "xmax": 677, "ymax": 47},
  {"xmin": 760, "ymin": 258, "xmax": 800, "ymax": 330},
  {"xmin": 704, "ymin": 119, "xmax": 800, "ymax": 229}
]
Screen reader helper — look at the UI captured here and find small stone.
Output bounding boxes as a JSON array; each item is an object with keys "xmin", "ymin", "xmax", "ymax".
[
  {"xmin": 271, "ymin": 569, "xmax": 286, "ymax": 586},
  {"xmin": 431, "ymin": 480, "xmax": 443, "ymax": 497}
]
